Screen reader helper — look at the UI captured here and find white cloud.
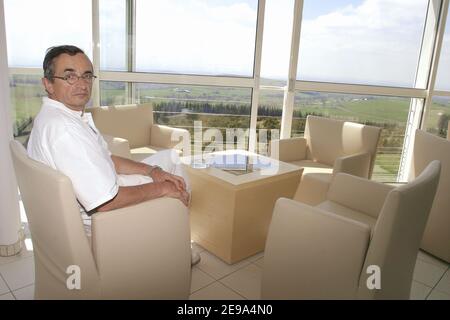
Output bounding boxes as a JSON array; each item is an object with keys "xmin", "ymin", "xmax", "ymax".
[{"xmin": 298, "ymin": 0, "xmax": 429, "ymax": 87}]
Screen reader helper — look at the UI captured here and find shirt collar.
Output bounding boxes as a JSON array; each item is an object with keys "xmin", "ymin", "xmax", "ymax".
[{"xmin": 43, "ymin": 97, "xmax": 84, "ymax": 117}]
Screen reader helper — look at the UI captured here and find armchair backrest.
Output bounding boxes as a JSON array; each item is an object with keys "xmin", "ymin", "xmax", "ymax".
[
  {"xmin": 9, "ymin": 140, "xmax": 100, "ymax": 299},
  {"xmin": 358, "ymin": 160, "xmax": 441, "ymax": 299},
  {"xmin": 88, "ymin": 103, "xmax": 154, "ymax": 149},
  {"xmin": 304, "ymin": 116, "xmax": 381, "ymax": 177},
  {"xmin": 410, "ymin": 129, "xmax": 450, "ymax": 262}
]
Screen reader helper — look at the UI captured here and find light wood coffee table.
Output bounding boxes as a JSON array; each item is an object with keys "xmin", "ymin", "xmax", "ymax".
[{"xmin": 182, "ymin": 150, "xmax": 303, "ymax": 264}]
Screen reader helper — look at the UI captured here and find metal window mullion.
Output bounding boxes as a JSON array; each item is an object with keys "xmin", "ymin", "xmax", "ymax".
[
  {"xmin": 422, "ymin": 0, "xmax": 449, "ymax": 127},
  {"xmin": 126, "ymin": 0, "xmax": 136, "ymax": 104},
  {"xmin": 281, "ymin": 0, "xmax": 303, "ymax": 139},
  {"xmin": 8, "ymin": 67, "xmax": 42, "ymax": 76},
  {"xmin": 92, "ymin": 0, "xmax": 101, "ymax": 107},
  {"xmin": 295, "ymin": 81, "xmax": 428, "ymax": 98},
  {"xmin": 99, "ymin": 71, "xmax": 255, "ymax": 88},
  {"xmin": 433, "ymin": 89, "xmax": 450, "ymax": 96},
  {"xmin": 249, "ymin": 0, "xmax": 265, "ymax": 153}
]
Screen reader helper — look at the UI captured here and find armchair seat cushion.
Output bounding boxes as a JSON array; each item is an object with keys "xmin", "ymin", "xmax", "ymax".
[
  {"xmin": 316, "ymin": 200, "xmax": 377, "ymax": 230},
  {"xmin": 289, "ymin": 160, "xmax": 333, "ymax": 175}
]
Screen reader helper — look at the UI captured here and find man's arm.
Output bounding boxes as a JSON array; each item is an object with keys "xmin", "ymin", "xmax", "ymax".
[
  {"xmin": 111, "ymin": 155, "xmax": 187, "ymax": 192},
  {"xmin": 111, "ymin": 155, "xmax": 152, "ymax": 176},
  {"xmin": 95, "ymin": 180, "xmax": 189, "ymax": 212}
]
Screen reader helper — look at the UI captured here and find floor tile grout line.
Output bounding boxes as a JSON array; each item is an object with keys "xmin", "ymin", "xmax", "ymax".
[
  {"xmin": 210, "ymin": 260, "xmax": 257, "ymax": 283},
  {"xmin": 189, "ymin": 268, "xmax": 217, "ymax": 295},
  {"xmin": 416, "ymin": 256, "xmax": 450, "ymax": 269},
  {"xmin": 190, "ymin": 261, "xmax": 262, "ymax": 298},
  {"xmin": 10, "ymin": 283, "xmax": 35, "ymax": 295},
  {"xmin": 189, "ymin": 280, "xmax": 218, "ymax": 296},
  {"xmin": 0, "ymin": 256, "xmax": 35, "ymax": 295},
  {"xmin": 195, "ymin": 258, "xmax": 254, "ymax": 282},
  {"xmin": 0, "ymin": 272, "xmax": 13, "ymax": 293},
  {"xmin": 216, "ymin": 263, "xmax": 263, "ymax": 300},
  {"xmin": 217, "ymin": 280, "xmax": 250, "ymax": 300},
  {"xmin": 216, "ymin": 266, "xmax": 252, "ymax": 282},
  {"xmin": 190, "ymin": 283, "xmax": 217, "ymax": 296},
  {"xmin": 426, "ymin": 288, "xmax": 450, "ymax": 300},
  {"xmin": 0, "ymin": 291, "xmax": 14, "ymax": 299},
  {"xmin": 425, "ymin": 266, "xmax": 450, "ymax": 300},
  {"xmin": 189, "ymin": 280, "xmax": 247, "ymax": 300},
  {"xmin": 413, "ymin": 262, "xmax": 448, "ymax": 288},
  {"xmin": 413, "ymin": 278, "xmax": 438, "ymax": 288},
  {"xmin": 10, "ymin": 290, "xmax": 18, "ymax": 300},
  {"xmin": 0, "ymin": 273, "xmax": 15, "ymax": 300}
]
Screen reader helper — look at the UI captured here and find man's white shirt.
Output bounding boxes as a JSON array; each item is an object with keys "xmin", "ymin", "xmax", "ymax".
[{"xmin": 28, "ymin": 97, "xmax": 120, "ymax": 213}]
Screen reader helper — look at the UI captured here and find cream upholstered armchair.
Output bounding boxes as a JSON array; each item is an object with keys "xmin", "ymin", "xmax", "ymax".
[
  {"xmin": 88, "ymin": 103, "xmax": 190, "ymax": 162},
  {"xmin": 10, "ymin": 140, "xmax": 191, "ymax": 299},
  {"xmin": 271, "ymin": 115, "xmax": 381, "ymax": 205},
  {"xmin": 411, "ymin": 129, "xmax": 450, "ymax": 262},
  {"xmin": 261, "ymin": 160, "xmax": 441, "ymax": 299}
]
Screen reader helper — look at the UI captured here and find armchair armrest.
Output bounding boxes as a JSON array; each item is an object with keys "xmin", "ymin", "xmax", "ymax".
[
  {"xmin": 262, "ymin": 198, "xmax": 370, "ymax": 299},
  {"xmin": 270, "ymin": 137, "xmax": 307, "ymax": 162},
  {"xmin": 150, "ymin": 124, "xmax": 190, "ymax": 152},
  {"xmin": 102, "ymin": 134, "xmax": 132, "ymax": 159},
  {"xmin": 90, "ymin": 197, "xmax": 191, "ymax": 299},
  {"xmin": 333, "ymin": 152, "xmax": 371, "ymax": 178},
  {"xmin": 327, "ymin": 173, "xmax": 394, "ymax": 219}
]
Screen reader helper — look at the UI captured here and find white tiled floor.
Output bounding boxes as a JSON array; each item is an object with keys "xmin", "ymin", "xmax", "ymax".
[{"xmin": 1, "ymin": 222, "xmax": 449, "ymax": 300}]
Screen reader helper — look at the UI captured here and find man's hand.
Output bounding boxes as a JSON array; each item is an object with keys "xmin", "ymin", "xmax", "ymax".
[
  {"xmin": 150, "ymin": 167, "xmax": 187, "ymax": 193},
  {"xmin": 161, "ymin": 181, "xmax": 190, "ymax": 207}
]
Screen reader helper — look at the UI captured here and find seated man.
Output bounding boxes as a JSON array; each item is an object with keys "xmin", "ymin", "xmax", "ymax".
[{"xmin": 27, "ymin": 45, "xmax": 200, "ymax": 265}]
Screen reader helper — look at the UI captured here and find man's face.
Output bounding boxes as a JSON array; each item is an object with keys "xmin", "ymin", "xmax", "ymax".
[{"xmin": 42, "ymin": 53, "xmax": 94, "ymax": 112}]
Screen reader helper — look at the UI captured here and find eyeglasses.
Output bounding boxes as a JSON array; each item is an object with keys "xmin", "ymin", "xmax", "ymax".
[{"xmin": 51, "ymin": 73, "xmax": 97, "ymax": 85}]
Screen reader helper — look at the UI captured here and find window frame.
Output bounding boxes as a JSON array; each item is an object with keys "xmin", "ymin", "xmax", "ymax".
[{"xmin": 6, "ymin": 0, "xmax": 450, "ymax": 183}]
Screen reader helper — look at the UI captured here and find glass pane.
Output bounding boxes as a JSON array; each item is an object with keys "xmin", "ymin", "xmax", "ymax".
[
  {"xmin": 135, "ymin": 83, "xmax": 252, "ymax": 152},
  {"xmin": 435, "ymin": 17, "xmax": 450, "ymax": 91},
  {"xmin": 297, "ymin": 0, "xmax": 428, "ymax": 87},
  {"xmin": 4, "ymin": 0, "xmax": 92, "ymax": 67},
  {"xmin": 100, "ymin": 81, "xmax": 129, "ymax": 106},
  {"xmin": 135, "ymin": 0, "xmax": 258, "ymax": 76},
  {"xmin": 99, "ymin": 0, "xmax": 127, "ymax": 71},
  {"xmin": 260, "ymin": 0, "xmax": 294, "ymax": 85},
  {"xmin": 293, "ymin": 92, "xmax": 411, "ymax": 182},
  {"xmin": 257, "ymin": 88, "xmax": 283, "ymax": 155},
  {"xmin": 425, "ymin": 96, "xmax": 450, "ymax": 139},
  {"xmin": 10, "ymin": 74, "xmax": 45, "ymax": 144}
]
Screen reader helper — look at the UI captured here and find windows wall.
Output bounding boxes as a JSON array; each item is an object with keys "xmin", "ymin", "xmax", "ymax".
[
  {"xmin": 5, "ymin": 0, "xmax": 450, "ymax": 182},
  {"xmin": 426, "ymin": 8, "xmax": 450, "ymax": 139}
]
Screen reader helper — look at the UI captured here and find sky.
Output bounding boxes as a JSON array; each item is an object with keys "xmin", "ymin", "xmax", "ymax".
[
  {"xmin": 298, "ymin": 0, "xmax": 430, "ymax": 87},
  {"xmin": 3, "ymin": 0, "xmax": 450, "ymax": 90}
]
